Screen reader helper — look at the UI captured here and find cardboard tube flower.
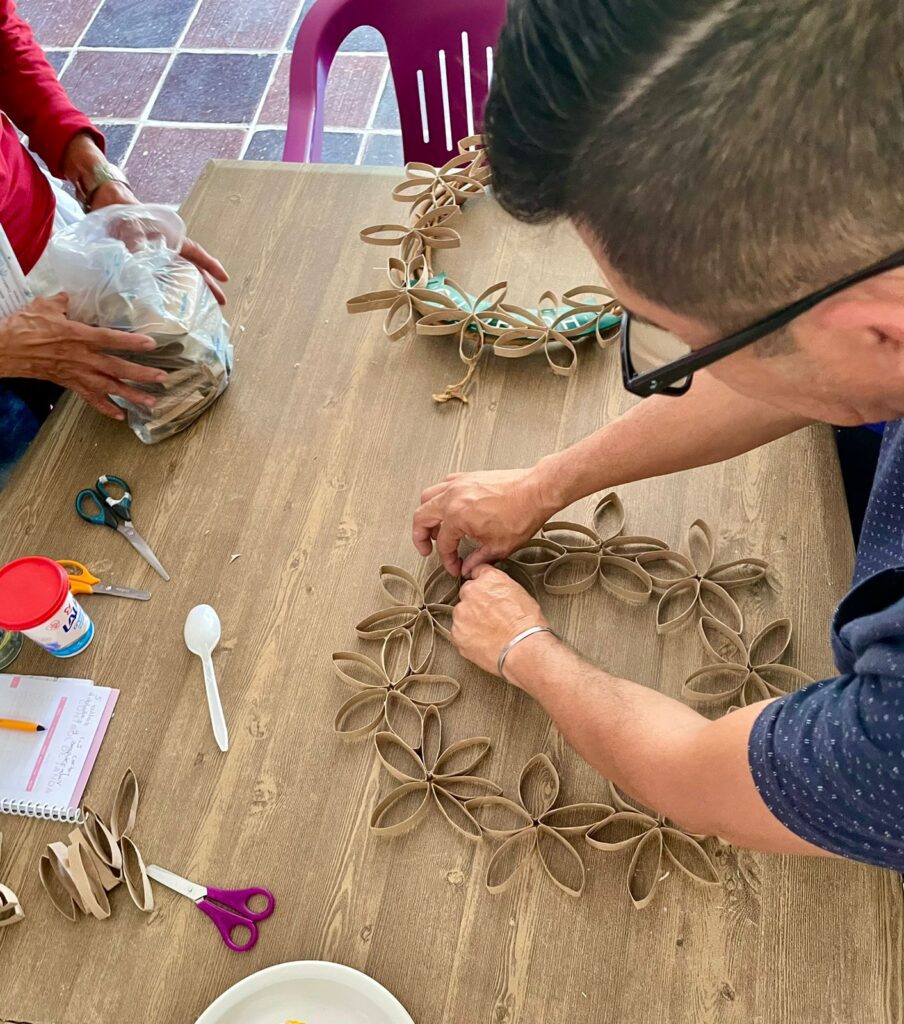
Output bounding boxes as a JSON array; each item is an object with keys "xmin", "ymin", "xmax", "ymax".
[
  {"xmin": 560, "ymin": 286, "xmax": 623, "ymax": 347},
  {"xmin": 346, "ymin": 255, "xmax": 440, "ymax": 340},
  {"xmin": 585, "ymin": 785, "xmax": 720, "ymax": 909},
  {"xmin": 682, "ymin": 616, "xmax": 814, "ymax": 708},
  {"xmin": 354, "ymin": 564, "xmax": 459, "ymax": 673},
  {"xmin": 526, "ymin": 492, "xmax": 668, "ymax": 602},
  {"xmin": 0, "ymin": 833, "xmax": 24, "ymax": 928},
  {"xmin": 415, "ymin": 280, "xmax": 509, "ymax": 363},
  {"xmin": 391, "ymin": 152, "xmax": 490, "ymax": 208},
  {"xmin": 467, "ymin": 754, "xmax": 613, "ymax": 897},
  {"xmin": 359, "ymin": 204, "xmax": 462, "ymax": 266},
  {"xmin": 492, "ymin": 289, "xmax": 621, "ymax": 374},
  {"xmin": 636, "ymin": 519, "xmax": 768, "ymax": 634},
  {"xmin": 333, "ymin": 628, "xmax": 460, "ymax": 738},
  {"xmin": 370, "ymin": 704, "xmax": 500, "ymax": 839}
]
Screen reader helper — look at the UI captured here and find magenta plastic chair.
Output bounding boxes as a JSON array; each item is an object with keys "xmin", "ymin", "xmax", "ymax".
[{"xmin": 284, "ymin": 0, "xmax": 507, "ymax": 166}]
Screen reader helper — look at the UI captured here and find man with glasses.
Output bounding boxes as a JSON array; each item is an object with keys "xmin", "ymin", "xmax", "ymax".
[{"xmin": 410, "ymin": 0, "xmax": 904, "ymax": 867}]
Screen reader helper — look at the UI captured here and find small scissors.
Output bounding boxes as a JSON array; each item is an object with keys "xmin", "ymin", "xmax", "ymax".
[
  {"xmin": 56, "ymin": 560, "xmax": 151, "ymax": 601},
  {"xmin": 146, "ymin": 864, "xmax": 275, "ymax": 952},
  {"xmin": 74, "ymin": 474, "xmax": 170, "ymax": 581}
]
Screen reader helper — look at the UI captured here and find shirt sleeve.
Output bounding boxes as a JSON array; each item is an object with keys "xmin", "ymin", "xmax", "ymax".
[
  {"xmin": 0, "ymin": 0, "xmax": 104, "ymax": 176},
  {"xmin": 748, "ymin": 595, "xmax": 904, "ymax": 871}
]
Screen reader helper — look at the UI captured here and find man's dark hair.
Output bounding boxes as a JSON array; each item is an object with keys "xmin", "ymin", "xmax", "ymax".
[{"xmin": 485, "ymin": 0, "xmax": 904, "ymax": 329}]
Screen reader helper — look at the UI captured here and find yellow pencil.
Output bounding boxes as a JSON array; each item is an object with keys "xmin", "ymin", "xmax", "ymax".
[{"xmin": 0, "ymin": 718, "xmax": 45, "ymax": 732}]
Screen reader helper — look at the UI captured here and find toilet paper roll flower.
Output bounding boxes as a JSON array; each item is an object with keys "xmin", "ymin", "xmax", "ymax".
[
  {"xmin": 370, "ymin": 704, "xmax": 500, "ymax": 839},
  {"xmin": 467, "ymin": 754, "xmax": 613, "ymax": 897},
  {"xmin": 359, "ymin": 204, "xmax": 462, "ymax": 265},
  {"xmin": 391, "ymin": 151, "xmax": 490, "ymax": 208},
  {"xmin": 636, "ymin": 519, "xmax": 768, "ymax": 634},
  {"xmin": 333, "ymin": 628, "xmax": 460, "ymax": 739},
  {"xmin": 585, "ymin": 785, "xmax": 720, "ymax": 909},
  {"xmin": 682, "ymin": 616, "xmax": 814, "ymax": 708},
  {"xmin": 346, "ymin": 255, "xmax": 439, "ymax": 340},
  {"xmin": 538, "ymin": 491, "xmax": 669, "ymax": 603},
  {"xmin": 415, "ymin": 280, "xmax": 510, "ymax": 363},
  {"xmin": 354, "ymin": 564, "xmax": 459, "ymax": 673}
]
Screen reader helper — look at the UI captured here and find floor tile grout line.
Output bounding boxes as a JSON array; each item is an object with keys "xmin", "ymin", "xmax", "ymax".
[
  {"xmin": 42, "ymin": 1, "xmax": 395, "ymax": 190},
  {"xmin": 48, "ymin": 45, "xmax": 389, "ymax": 57},
  {"xmin": 120, "ymin": 0, "xmax": 208, "ymax": 170},
  {"xmin": 57, "ymin": 0, "xmax": 106, "ymax": 75},
  {"xmin": 74, "ymin": 118, "xmax": 401, "ymax": 134},
  {"xmin": 365, "ymin": 60, "xmax": 391, "ymax": 132},
  {"xmin": 238, "ymin": 0, "xmax": 305, "ymax": 159},
  {"xmin": 356, "ymin": 60, "xmax": 391, "ymax": 165}
]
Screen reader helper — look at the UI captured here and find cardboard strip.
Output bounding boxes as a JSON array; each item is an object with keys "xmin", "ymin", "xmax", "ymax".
[
  {"xmin": 70, "ymin": 827, "xmax": 119, "ymax": 892},
  {"xmin": 585, "ymin": 784, "xmax": 720, "ymax": 909},
  {"xmin": 120, "ymin": 836, "xmax": 154, "ymax": 912},
  {"xmin": 67, "ymin": 837, "xmax": 111, "ymax": 919},
  {"xmin": 468, "ymin": 754, "xmax": 612, "ymax": 897},
  {"xmin": 370, "ymin": 705, "xmax": 499, "ymax": 840},
  {"xmin": 0, "ymin": 834, "xmax": 23, "ymax": 928},
  {"xmin": 0, "ymin": 883, "xmax": 24, "ymax": 927},
  {"xmin": 682, "ymin": 616, "xmax": 814, "ymax": 708},
  {"xmin": 40, "ymin": 842, "xmax": 86, "ymax": 919},
  {"xmin": 82, "ymin": 807, "xmax": 123, "ymax": 885},
  {"xmin": 111, "ymin": 768, "xmax": 139, "ymax": 841},
  {"xmin": 38, "ymin": 768, "xmax": 153, "ymax": 923}
]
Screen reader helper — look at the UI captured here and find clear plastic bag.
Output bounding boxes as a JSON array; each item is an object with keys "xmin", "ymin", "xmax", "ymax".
[{"xmin": 28, "ymin": 203, "xmax": 233, "ymax": 444}]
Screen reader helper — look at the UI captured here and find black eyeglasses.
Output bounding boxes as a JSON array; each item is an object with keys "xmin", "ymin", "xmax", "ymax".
[{"xmin": 620, "ymin": 247, "xmax": 904, "ymax": 398}]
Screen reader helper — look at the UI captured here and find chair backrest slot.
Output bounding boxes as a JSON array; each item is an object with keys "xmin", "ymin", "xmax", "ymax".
[
  {"xmin": 416, "ymin": 68, "xmax": 430, "ymax": 144},
  {"xmin": 285, "ymin": 0, "xmax": 507, "ymax": 165},
  {"xmin": 461, "ymin": 31, "xmax": 475, "ymax": 138}
]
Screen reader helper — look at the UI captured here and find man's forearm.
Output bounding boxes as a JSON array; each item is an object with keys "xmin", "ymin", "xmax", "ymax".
[
  {"xmin": 535, "ymin": 369, "xmax": 811, "ymax": 509},
  {"xmin": 503, "ymin": 631, "xmax": 828, "ymax": 856}
]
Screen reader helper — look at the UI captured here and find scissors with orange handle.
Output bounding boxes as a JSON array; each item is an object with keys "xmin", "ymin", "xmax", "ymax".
[{"xmin": 57, "ymin": 560, "xmax": 151, "ymax": 601}]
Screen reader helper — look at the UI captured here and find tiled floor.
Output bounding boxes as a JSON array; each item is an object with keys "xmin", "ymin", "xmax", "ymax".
[{"xmin": 19, "ymin": 0, "xmax": 404, "ymax": 205}]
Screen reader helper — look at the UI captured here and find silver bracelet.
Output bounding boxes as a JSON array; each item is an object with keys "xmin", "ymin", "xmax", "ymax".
[{"xmin": 497, "ymin": 625, "xmax": 558, "ymax": 681}]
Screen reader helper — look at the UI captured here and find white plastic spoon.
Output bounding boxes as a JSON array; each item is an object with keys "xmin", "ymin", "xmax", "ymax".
[{"xmin": 184, "ymin": 604, "xmax": 229, "ymax": 752}]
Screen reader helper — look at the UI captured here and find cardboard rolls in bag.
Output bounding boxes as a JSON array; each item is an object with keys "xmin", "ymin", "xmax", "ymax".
[{"xmin": 29, "ymin": 203, "xmax": 233, "ymax": 444}]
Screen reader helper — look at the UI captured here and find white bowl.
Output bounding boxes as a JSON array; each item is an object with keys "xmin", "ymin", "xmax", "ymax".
[{"xmin": 195, "ymin": 961, "xmax": 415, "ymax": 1024}]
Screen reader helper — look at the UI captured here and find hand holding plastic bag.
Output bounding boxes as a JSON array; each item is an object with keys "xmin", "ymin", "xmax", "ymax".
[{"xmin": 28, "ymin": 204, "xmax": 233, "ymax": 444}]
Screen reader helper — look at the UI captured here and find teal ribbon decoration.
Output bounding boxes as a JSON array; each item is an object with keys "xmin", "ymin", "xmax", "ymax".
[{"xmin": 423, "ymin": 272, "xmax": 620, "ymax": 337}]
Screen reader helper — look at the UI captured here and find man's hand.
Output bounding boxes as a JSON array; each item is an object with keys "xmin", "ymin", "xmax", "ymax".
[
  {"xmin": 451, "ymin": 565, "xmax": 550, "ymax": 677},
  {"xmin": 90, "ymin": 181, "xmax": 229, "ymax": 305},
  {"xmin": 0, "ymin": 294, "xmax": 165, "ymax": 419},
  {"xmin": 412, "ymin": 467, "xmax": 561, "ymax": 577}
]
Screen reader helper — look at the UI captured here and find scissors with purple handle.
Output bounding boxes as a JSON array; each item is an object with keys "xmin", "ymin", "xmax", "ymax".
[{"xmin": 146, "ymin": 864, "xmax": 275, "ymax": 952}]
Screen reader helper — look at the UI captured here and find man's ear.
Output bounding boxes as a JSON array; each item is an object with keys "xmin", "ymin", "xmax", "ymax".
[{"xmin": 812, "ymin": 298, "xmax": 904, "ymax": 344}]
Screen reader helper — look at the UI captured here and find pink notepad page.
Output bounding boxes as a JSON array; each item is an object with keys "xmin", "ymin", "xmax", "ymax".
[{"xmin": 0, "ymin": 674, "xmax": 119, "ymax": 819}]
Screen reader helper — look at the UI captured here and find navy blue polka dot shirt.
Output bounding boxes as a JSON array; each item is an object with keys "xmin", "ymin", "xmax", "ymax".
[{"xmin": 749, "ymin": 420, "xmax": 904, "ymax": 868}]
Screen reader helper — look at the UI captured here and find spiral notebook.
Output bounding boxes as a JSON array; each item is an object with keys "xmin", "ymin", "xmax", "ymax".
[{"xmin": 0, "ymin": 673, "xmax": 119, "ymax": 823}]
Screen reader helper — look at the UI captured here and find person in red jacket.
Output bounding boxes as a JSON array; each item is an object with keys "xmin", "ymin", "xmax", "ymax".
[{"xmin": 0, "ymin": 0, "xmax": 227, "ymax": 437}]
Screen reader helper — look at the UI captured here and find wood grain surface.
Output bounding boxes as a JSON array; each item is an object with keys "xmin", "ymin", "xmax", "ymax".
[{"xmin": 0, "ymin": 162, "xmax": 901, "ymax": 1024}]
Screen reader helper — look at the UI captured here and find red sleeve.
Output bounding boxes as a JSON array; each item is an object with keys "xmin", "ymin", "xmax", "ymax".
[{"xmin": 0, "ymin": 0, "xmax": 105, "ymax": 177}]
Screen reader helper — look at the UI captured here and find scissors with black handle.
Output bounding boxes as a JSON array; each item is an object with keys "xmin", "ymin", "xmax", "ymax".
[{"xmin": 75, "ymin": 474, "xmax": 170, "ymax": 581}]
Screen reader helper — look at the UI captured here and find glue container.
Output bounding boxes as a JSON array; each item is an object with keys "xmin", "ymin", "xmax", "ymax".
[{"xmin": 0, "ymin": 557, "xmax": 94, "ymax": 658}]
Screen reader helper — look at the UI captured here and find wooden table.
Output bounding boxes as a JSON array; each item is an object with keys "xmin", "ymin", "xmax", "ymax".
[{"xmin": 1, "ymin": 162, "xmax": 901, "ymax": 1024}]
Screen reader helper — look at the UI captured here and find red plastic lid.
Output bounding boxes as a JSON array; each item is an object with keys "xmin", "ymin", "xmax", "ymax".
[{"xmin": 0, "ymin": 557, "xmax": 70, "ymax": 631}]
